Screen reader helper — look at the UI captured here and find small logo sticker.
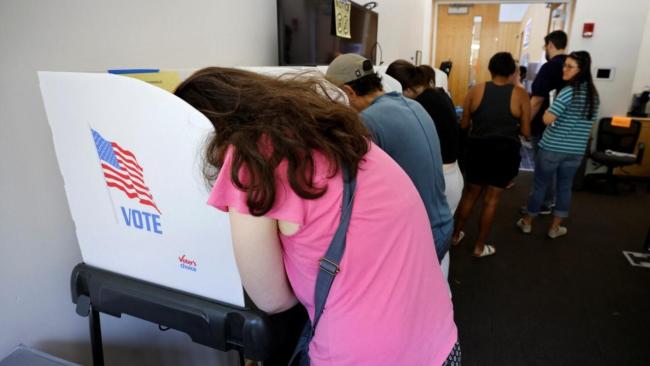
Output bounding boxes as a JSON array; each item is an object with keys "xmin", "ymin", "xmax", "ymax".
[{"xmin": 179, "ymin": 254, "xmax": 198, "ymax": 272}]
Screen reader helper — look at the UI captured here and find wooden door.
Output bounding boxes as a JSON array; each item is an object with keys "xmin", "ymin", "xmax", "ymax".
[
  {"xmin": 435, "ymin": 4, "xmax": 500, "ymax": 106},
  {"xmin": 497, "ymin": 22, "xmax": 522, "ymax": 60}
]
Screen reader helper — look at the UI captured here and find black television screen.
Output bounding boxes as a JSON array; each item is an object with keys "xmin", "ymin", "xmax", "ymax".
[{"xmin": 277, "ymin": 0, "xmax": 378, "ymax": 66}]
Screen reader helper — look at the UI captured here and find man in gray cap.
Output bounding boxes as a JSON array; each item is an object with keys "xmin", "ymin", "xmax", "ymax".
[{"xmin": 326, "ymin": 53, "xmax": 453, "ymax": 273}]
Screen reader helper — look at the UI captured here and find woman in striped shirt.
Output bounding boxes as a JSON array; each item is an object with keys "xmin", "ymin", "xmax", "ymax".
[{"xmin": 517, "ymin": 51, "xmax": 599, "ymax": 238}]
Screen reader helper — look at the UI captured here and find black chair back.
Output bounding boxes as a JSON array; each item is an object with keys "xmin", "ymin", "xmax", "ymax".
[{"xmin": 595, "ymin": 118, "xmax": 642, "ymax": 154}]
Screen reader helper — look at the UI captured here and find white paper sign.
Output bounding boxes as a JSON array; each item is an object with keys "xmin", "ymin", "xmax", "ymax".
[{"xmin": 39, "ymin": 72, "xmax": 244, "ymax": 306}]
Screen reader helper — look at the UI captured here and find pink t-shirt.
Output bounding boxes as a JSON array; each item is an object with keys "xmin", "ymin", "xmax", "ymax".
[{"xmin": 208, "ymin": 143, "xmax": 457, "ymax": 365}]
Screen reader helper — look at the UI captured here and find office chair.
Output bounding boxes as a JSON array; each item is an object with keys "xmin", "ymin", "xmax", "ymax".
[
  {"xmin": 629, "ymin": 90, "xmax": 649, "ymax": 118},
  {"xmin": 587, "ymin": 117, "xmax": 645, "ymax": 192}
]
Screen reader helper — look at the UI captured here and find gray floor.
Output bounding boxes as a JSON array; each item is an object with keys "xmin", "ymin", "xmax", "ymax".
[{"xmin": 449, "ymin": 172, "xmax": 650, "ymax": 366}]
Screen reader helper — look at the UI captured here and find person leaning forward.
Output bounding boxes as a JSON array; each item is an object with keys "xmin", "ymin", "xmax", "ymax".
[{"xmin": 326, "ymin": 53, "xmax": 454, "ymax": 264}]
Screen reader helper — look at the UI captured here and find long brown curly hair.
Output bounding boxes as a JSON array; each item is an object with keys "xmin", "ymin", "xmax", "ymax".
[{"xmin": 174, "ymin": 67, "xmax": 371, "ymax": 216}]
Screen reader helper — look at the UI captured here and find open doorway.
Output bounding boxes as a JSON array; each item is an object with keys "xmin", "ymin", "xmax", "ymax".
[{"xmin": 431, "ymin": 2, "xmax": 572, "ymax": 106}]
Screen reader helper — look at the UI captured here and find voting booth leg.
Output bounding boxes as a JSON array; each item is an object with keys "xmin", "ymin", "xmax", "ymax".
[
  {"xmin": 85, "ymin": 301, "xmax": 248, "ymax": 366},
  {"xmin": 71, "ymin": 264, "xmax": 287, "ymax": 365},
  {"xmin": 89, "ymin": 306, "xmax": 105, "ymax": 366}
]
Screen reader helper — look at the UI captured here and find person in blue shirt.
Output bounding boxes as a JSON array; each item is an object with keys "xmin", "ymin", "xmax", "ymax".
[
  {"xmin": 517, "ymin": 51, "xmax": 599, "ymax": 239},
  {"xmin": 522, "ymin": 30, "xmax": 568, "ymax": 214},
  {"xmin": 326, "ymin": 54, "xmax": 454, "ymax": 270}
]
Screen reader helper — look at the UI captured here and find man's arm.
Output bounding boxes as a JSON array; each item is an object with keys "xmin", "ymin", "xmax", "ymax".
[
  {"xmin": 530, "ymin": 96, "xmax": 544, "ymax": 123},
  {"xmin": 529, "ymin": 63, "xmax": 552, "ymax": 122}
]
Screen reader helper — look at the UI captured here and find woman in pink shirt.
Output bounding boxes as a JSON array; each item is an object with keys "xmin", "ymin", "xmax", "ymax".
[{"xmin": 174, "ymin": 67, "xmax": 459, "ymax": 365}]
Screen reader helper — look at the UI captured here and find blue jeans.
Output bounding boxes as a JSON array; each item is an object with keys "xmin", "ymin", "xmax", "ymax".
[
  {"xmin": 530, "ymin": 134, "xmax": 555, "ymax": 207},
  {"xmin": 527, "ymin": 149, "xmax": 583, "ymax": 218}
]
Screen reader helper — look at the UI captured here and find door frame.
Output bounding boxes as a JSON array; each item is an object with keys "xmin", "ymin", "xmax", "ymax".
[{"xmin": 429, "ymin": 0, "xmax": 575, "ymax": 65}]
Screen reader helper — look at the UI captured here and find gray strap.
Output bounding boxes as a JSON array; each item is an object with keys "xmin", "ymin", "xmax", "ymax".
[
  {"xmin": 311, "ymin": 165, "xmax": 356, "ymax": 333},
  {"xmin": 287, "ymin": 166, "xmax": 356, "ymax": 365}
]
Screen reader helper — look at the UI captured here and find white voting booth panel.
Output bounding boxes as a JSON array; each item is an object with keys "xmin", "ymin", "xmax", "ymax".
[{"xmin": 39, "ymin": 72, "xmax": 244, "ymax": 307}]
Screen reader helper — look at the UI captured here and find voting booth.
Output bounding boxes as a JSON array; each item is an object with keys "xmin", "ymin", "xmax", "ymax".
[
  {"xmin": 39, "ymin": 70, "xmax": 312, "ymax": 365},
  {"xmin": 38, "ymin": 65, "xmax": 415, "ymax": 364},
  {"xmin": 39, "ymin": 71, "xmax": 244, "ymax": 306}
]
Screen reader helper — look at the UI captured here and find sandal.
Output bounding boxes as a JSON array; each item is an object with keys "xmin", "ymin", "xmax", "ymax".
[
  {"xmin": 452, "ymin": 231, "xmax": 465, "ymax": 246},
  {"xmin": 473, "ymin": 244, "xmax": 496, "ymax": 258}
]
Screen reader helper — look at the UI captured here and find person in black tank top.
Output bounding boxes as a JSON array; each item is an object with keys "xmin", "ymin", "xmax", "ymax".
[
  {"xmin": 451, "ymin": 52, "xmax": 531, "ymax": 258},
  {"xmin": 470, "ymin": 82, "xmax": 521, "ymax": 140}
]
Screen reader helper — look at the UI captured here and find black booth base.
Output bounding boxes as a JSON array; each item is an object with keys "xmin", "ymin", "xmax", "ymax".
[{"xmin": 70, "ymin": 263, "xmax": 306, "ymax": 365}]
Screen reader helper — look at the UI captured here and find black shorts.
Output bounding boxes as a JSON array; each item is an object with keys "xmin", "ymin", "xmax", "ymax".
[{"xmin": 464, "ymin": 137, "xmax": 521, "ymax": 188}]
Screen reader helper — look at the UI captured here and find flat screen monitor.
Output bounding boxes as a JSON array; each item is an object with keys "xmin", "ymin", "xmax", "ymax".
[{"xmin": 277, "ymin": 0, "xmax": 378, "ymax": 66}]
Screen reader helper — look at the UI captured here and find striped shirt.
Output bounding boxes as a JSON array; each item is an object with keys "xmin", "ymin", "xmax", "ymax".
[{"xmin": 539, "ymin": 84, "xmax": 599, "ymax": 155}]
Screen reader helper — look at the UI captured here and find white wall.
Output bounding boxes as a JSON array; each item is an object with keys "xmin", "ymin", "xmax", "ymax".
[
  {"xmin": 0, "ymin": 1, "xmax": 277, "ymax": 365},
  {"xmin": 568, "ymin": 0, "xmax": 650, "ymax": 116},
  {"xmin": 0, "ymin": 0, "xmax": 435, "ymax": 364},
  {"xmin": 499, "ymin": 4, "xmax": 529, "ymax": 22},
  {"xmin": 632, "ymin": 5, "xmax": 650, "ymax": 94},
  {"xmin": 519, "ymin": 3, "xmax": 552, "ymax": 66},
  {"xmin": 374, "ymin": 0, "xmax": 428, "ymax": 65},
  {"xmin": 423, "ymin": 0, "xmax": 435, "ymax": 65}
]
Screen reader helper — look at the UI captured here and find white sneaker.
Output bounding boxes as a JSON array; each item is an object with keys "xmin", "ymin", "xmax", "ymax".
[
  {"xmin": 516, "ymin": 218, "xmax": 531, "ymax": 234},
  {"xmin": 548, "ymin": 226, "xmax": 568, "ymax": 239}
]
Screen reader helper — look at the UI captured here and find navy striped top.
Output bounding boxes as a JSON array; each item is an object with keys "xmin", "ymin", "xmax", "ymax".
[{"xmin": 539, "ymin": 84, "xmax": 599, "ymax": 155}]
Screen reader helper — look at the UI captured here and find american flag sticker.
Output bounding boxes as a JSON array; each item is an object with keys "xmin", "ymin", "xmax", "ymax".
[{"xmin": 91, "ymin": 129, "xmax": 161, "ymax": 214}]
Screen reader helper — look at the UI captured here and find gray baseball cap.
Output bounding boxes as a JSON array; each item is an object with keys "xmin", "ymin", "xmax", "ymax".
[{"xmin": 326, "ymin": 53, "xmax": 375, "ymax": 86}]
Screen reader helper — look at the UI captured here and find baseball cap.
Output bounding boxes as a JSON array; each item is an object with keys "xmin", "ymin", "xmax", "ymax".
[{"xmin": 326, "ymin": 53, "xmax": 375, "ymax": 86}]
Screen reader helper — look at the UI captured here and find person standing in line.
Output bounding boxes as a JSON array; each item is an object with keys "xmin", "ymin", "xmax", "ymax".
[
  {"xmin": 326, "ymin": 54, "xmax": 454, "ymax": 268},
  {"xmin": 510, "ymin": 60, "xmax": 527, "ymax": 90},
  {"xmin": 517, "ymin": 51, "xmax": 599, "ymax": 238},
  {"xmin": 504, "ymin": 60, "xmax": 528, "ymax": 190},
  {"xmin": 385, "ymin": 59, "xmax": 462, "ymax": 279},
  {"xmin": 523, "ymin": 30, "xmax": 568, "ymax": 214},
  {"xmin": 452, "ymin": 52, "xmax": 531, "ymax": 257}
]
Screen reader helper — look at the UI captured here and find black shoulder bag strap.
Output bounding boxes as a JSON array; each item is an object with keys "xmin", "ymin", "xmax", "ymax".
[{"xmin": 288, "ymin": 166, "xmax": 357, "ymax": 366}]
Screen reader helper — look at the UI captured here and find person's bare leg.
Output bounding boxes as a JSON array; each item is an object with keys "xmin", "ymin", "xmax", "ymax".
[
  {"xmin": 522, "ymin": 214, "xmax": 535, "ymax": 226},
  {"xmin": 549, "ymin": 216, "xmax": 563, "ymax": 231},
  {"xmin": 452, "ymin": 184, "xmax": 483, "ymax": 243},
  {"xmin": 474, "ymin": 186, "xmax": 504, "ymax": 256}
]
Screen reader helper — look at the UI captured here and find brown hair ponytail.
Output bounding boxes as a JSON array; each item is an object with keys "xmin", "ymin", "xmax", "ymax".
[{"xmin": 386, "ymin": 60, "xmax": 436, "ymax": 91}]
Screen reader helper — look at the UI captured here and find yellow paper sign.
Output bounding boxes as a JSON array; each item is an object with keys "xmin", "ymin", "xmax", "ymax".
[
  {"xmin": 611, "ymin": 116, "xmax": 632, "ymax": 128},
  {"xmin": 123, "ymin": 71, "xmax": 181, "ymax": 93},
  {"xmin": 334, "ymin": 0, "xmax": 351, "ymax": 39}
]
